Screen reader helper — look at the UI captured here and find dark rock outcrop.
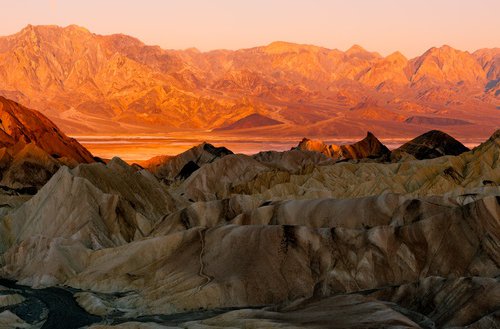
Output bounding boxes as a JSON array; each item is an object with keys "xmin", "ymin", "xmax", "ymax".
[
  {"xmin": 143, "ymin": 142, "xmax": 233, "ymax": 182},
  {"xmin": 215, "ymin": 113, "xmax": 283, "ymax": 131},
  {"xmin": 396, "ymin": 130, "xmax": 470, "ymax": 159}
]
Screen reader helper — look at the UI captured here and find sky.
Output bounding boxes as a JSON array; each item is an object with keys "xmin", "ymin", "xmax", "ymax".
[{"xmin": 0, "ymin": 0, "xmax": 498, "ymax": 57}]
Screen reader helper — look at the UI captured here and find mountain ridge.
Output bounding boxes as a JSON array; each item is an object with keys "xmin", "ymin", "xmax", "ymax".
[
  {"xmin": 0, "ymin": 96, "xmax": 93, "ymax": 188},
  {"xmin": 0, "ymin": 24, "xmax": 498, "ymax": 138}
]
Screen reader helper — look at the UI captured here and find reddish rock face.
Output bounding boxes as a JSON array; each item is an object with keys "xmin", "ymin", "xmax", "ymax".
[
  {"xmin": 0, "ymin": 96, "xmax": 94, "ymax": 188},
  {"xmin": 410, "ymin": 45, "xmax": 487, "ymax": 85},
  {"xmin": 0, "ymin": 96, "xmax": 94, "ymax": 163},
  {"xmin": 296, "ymin": 132, "xmax": 390, "ymax": 161}
]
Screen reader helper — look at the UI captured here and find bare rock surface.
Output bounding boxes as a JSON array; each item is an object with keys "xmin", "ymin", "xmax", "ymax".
[
  {"xmin": 0, "ymin": 130, "xmax": 498, "ymax": 328},
  {"xmin": 396, "ymin": 130, "xmax": 470, "ymax": 159},
  {"xmin": 143, "ymin": 143, "xmax": 232, "ymax": 183},
  {"xmin": 178, "ymin": 130, "xmax": 499, "ymax": 202},
  {"xmin": 296, "ymin": 131, "xmax": 391, "ymax": 161},
  {"xmin": 0, "ymin": 96, "xmax": 94, "ymax": 190}
]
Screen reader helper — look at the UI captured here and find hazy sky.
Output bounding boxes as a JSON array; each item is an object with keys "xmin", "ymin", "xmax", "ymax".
[{"xmin": 0, "ymin": 0, "xmax": 498, "ymax": 57}]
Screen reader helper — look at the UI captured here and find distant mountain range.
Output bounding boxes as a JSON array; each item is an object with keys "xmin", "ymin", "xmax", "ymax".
[{"xmin": 0, "ymin": 25, "xmax": 498, "ymax": 138}]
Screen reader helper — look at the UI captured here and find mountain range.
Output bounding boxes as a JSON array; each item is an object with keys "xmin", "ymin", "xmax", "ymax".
[
  {"xmin": 0, "ymin": 24, "xmax": 498, "ymax": 138},
  {"xmin": 0, "ymin": 22, "xmax": 499, "ymax": 329}
]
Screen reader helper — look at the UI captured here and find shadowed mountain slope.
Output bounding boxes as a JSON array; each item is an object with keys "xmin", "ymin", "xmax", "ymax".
[
  {"xmin": 396, "ymin": 130, "xmax": 470, "ymax": 159},
  {"xmin": 0, "ymin": 96, "xmax": 93, "ymax": 188}
]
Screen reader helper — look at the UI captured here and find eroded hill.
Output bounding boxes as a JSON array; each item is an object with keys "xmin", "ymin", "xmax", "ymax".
[{"xmin": 0, "ymin": 106, "xmax": 498, "ymax": 327}]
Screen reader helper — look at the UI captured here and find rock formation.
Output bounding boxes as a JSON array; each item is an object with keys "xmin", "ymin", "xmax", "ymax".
[
  {"xmin": 0, "ymin": 96, "xmax": 93, "ymax": 163},
  {"xmin": 0, "ymin": 96, "xmax": 93, "ymax": 189},
  {"xmin": 296, "ymin": 132, "xmax": 391, "ymax": 161},
  {"xmin": 0, "ymin": 117, "xmax": 498, "ymax": 327},
  {"xmin": 142, "ymin": 142, "xmax": 233, "ymax": 182},
  {"xmin": 214, "ymin": 113, "xmax": 283, "ymax": 131},
  {"xmin": 396, "ymin": 130, "xmax": 470, "ymax": 159}
]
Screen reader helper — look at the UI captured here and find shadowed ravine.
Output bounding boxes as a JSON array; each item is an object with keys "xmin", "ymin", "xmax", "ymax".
[
  {"xmin": 0, "ymin": 279, "xmax": 448, "ymax": 328},
  {"xmin": 0, "ymin": 279, "xmax": 101, "ymax": 328},
  {"xmin": 0, "ymin": 279, "xmax": 265, "ymax": 328}
]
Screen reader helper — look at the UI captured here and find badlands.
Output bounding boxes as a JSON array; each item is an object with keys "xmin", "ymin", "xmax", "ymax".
[{"xmin": 0, "ymin": 96, "xmax": 498, "ymax": 328}]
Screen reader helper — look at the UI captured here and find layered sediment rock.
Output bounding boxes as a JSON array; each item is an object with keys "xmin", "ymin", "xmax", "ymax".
[
  {"xmin": 0, "ymin": 130, "xmax": 498, "ymax": 328},
  {"xmin": 296, "ymin": 132, "xmax": 391, "ymax": 161},
  {"xmin": 143, "ymin": 142, "xmax": 232, "ymax": 182},
  {"xmin": 0, "ymin": 96, "xmax": 93, "ymax": 189}
]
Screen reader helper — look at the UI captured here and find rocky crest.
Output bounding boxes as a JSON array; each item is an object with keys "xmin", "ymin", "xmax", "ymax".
[
  {"xmin": 142, "ymin": 142, "xmax": 233, "ymax": 182},
  {"xmin": 396, "ymin": 129, "xmax": 470, "ymax": 159},
  {"xmin": 296, "ymin": 132, "xmax": 391, "ymax": 161},
  {"xmin": 0, "ymin": 96, "xmax": 93, "ymax": 162},
  {"xmin": 0, "ymin": 96, "xmax": 93, "ymax": 188}
]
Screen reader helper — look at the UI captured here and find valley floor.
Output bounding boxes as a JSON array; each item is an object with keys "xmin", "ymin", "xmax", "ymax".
[{"xmin": 72, "ymin": 133, "xmax": 486, "ymax": 162}]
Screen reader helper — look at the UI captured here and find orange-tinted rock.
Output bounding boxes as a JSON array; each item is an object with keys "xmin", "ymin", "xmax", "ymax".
[
  {"xmin": 297, "ymin": 132, "xmax": 390, "ymax": 161},
  {"xmin": 0, "ymin": 25, "xmax": 497, "ymax": 139},
  {"xmin": 215, "ymin": 113, "xmax": 283, "ymax": 131},
  {"xmin": 410, "ymin": 45, "xmax": 486, "ymax": 85},
  {"xmin": 0, "ymin": 96, "xmax": 93, "ymax": 163},
  {"xmin": 0, "ymin": 96, "xmax": 93, "ymax": 188}
]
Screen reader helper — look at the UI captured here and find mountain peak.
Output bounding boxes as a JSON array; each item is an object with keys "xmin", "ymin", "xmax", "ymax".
[
  {"xmin": 386, "ymin": 51, "xmax": 407, "ymax": 62},
  {"xmin": 438, "ymin": 44, "xmax": 454, "ymax": 50},
  {"xmin": 423, "ymin": 44, "xmax": 461, "ymax": 56},
  {"xmin": 19, "ymin": 24, "xmax": 54, "ymax": 33},
  {"xmin": 346, "ymin": 44, "xmax": 381, "ymax": 59},
  {"xmin": 396, "ymin": 130, "xmax": 469, "ymax": 159},
  {"xmin": 65, "ymin": 24, "xmax": 91, "ymax": 34},
  {"xmin": 346, "ymin": 44, "xmax": 367, "ymax": 54},
  {"xmin": 21, "ymin": 23, "xmax": 34, "ymax": 31},
  {"xmin": 262, "ymin": 41, "xmax": 324, "ymax": 54},
  {"xmin": 412, "ymin": 44, "xmax": 485, "ymax": 84},
  {"xmin": 19, "ymin": 24, "xmax": 91, "ymax": 35},
  {"xmin": 16, "ymin": 24, "xmax": 40, "ymax": 39},
  {"xmin": 263, "ymin": 41, "xmax": 298, "ymax": 53}
]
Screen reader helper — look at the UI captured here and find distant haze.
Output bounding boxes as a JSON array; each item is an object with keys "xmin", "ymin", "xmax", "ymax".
[{"xmin": 0, "ymin": 0, "xmax": 498, "ymax": 57}]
